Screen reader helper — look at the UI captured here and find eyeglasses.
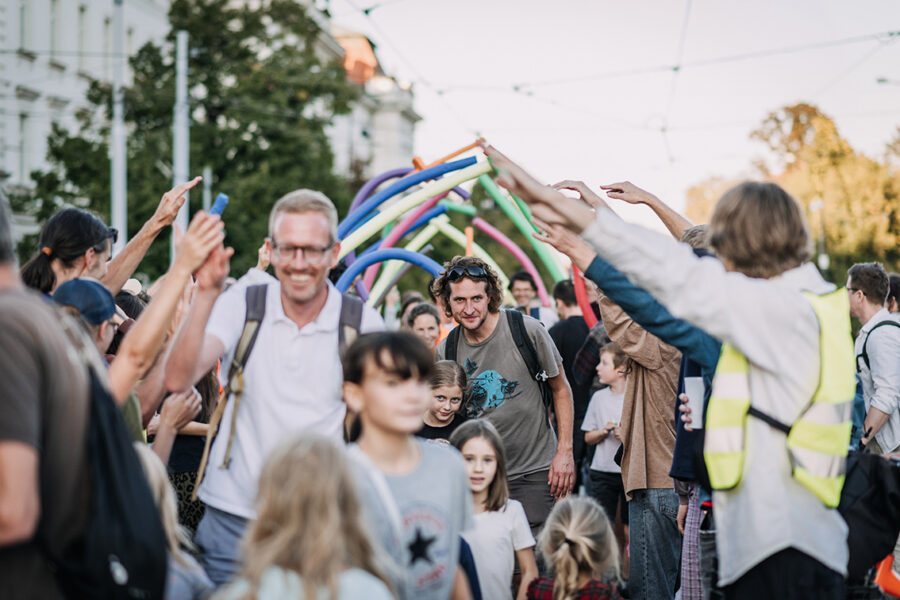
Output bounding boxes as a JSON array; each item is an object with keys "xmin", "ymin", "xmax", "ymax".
[
  {"xmin": 271, "ymin": 242, "xmax": 334, "ymax": 263},
  {"xmin": 446, "ymin": 265, "xmax": 488, "ymax": 282},
  {"xmin": 847, "ymin": 287, "xmax": 860, "ymax": 293},
  {"xmin": 107, "ymin": 228, "xmax": 119, "ymax": 244}
]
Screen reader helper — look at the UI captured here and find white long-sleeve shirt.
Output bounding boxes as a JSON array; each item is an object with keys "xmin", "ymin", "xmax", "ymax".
[
  {"xmin": 580, "ymin": 209, "xmax": 848, "ymax": 585},
  {"xmin": 855, "ymin": 308, "xmax": 900, "ymax": 452}
]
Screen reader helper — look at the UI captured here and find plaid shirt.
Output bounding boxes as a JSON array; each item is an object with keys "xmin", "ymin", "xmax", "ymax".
[{"xmin": 526, "ymin": 576, "xmax": 622, "ymax": 600}]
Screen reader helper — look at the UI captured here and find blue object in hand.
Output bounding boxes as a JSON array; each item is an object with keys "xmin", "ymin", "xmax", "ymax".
[{"xmin": 209, "ymin": 193, "xmax": 229, "ymax": 215}]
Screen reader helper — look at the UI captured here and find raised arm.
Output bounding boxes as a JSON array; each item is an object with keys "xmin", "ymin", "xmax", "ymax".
[
  {"xmin": 485, "ymin": 143, "xmax": 813, "ymax": 373},
  {"xmin": 164, "ymin": 245, "xmax": 233, "ymax": 391},
  {"xmin": 600, "ymin": 181, "xmax": 694, "ymax": 240},
  {"xmin": 101, "ymin": 177, "xmax": 202, "ymax": 295},
  {"xmin": 107, "ymin": 212, "xmax": 223, "ymax": 404}
]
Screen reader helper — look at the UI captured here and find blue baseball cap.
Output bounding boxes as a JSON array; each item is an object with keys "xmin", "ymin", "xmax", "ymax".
[{"xmin": 53, "ymin": 278, "xmax": 116, "ymax": 325}]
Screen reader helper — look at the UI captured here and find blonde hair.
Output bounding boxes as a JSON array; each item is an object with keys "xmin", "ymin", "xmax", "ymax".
[
  {"xmin": 537, "ymin": 497, "xmax": 620, "ymax": 600},
  {"xmin": 132, "ymin": 443, "xmax": 195, "ymax": 566},
  {"xmin": 268, "ymin": 189, "xmax": 338, "ymax": 241},
  {"xmin": 238, "ymin": 435, "xmax": 390, "ymax": 600},
  {"xmin": 709, "ymin": 182, "xmax": 810, "ymax": 279}
]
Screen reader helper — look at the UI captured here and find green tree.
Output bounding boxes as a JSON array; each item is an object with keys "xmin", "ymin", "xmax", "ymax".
[{"xmin": 16, "ymin": 0, "xmax": 358, "ymax": 279}]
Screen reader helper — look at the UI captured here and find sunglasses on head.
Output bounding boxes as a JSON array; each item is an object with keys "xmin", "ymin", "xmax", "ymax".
[{"xmin": 446, "ymin": 265, "xmax": 488, "ymax": 282}]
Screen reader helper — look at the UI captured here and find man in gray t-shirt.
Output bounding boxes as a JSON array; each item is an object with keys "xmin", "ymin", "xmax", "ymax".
[{"xmin": 432, "ymin": 257, "xmax": 575, "ymax": 533}]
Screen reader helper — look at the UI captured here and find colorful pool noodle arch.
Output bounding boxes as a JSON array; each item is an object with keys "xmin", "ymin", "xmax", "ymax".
[
  {"xmin": 366, "ymin": 215, "xmax": 510, "ymax": 307},
  {"xmin": 337, "ymin": 145, "xmax": 567, "ymax": 308},
  {"xmin": 334, "ymin": 248, "xmax": 444, "ymax": 294},
  {"xmin": 356, "ymin": 200, "xmax": 551, "ymax": 308}
]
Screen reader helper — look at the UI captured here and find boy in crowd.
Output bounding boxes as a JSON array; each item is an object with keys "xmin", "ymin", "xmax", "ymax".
[{"xmin": 343, "ymin": 331, "xmax": 473, "ymax": 600}]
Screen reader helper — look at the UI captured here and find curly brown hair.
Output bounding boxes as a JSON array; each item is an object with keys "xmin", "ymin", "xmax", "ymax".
[{"xmin": 430, "ymin": 256, "xmax": 504, "ymax": 318}]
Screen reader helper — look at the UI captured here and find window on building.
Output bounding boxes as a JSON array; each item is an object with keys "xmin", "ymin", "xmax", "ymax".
[
  {"xmin": 18, "ymin": 0, "xmax": 30, "ymax": 50},
  {"xmin": 50, "ymin": 0, "xmax": 59, "ymax": 57},
  {"xmin": 78, "ymin": 5, "xmax": 87, "ymax": 70}
]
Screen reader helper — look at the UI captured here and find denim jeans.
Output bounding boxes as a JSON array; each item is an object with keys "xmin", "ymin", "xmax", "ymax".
[
  {"xmin": 193, "ymin": 505, "xmax": 249, "ymax": 586},
  {"xmin": 628, "ymin": 488, "xmax": 682, "ymax": 600}
]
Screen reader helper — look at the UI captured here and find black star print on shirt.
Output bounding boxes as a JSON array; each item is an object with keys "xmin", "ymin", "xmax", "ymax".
[{"xmin": 408, "ymin": 527, "xmax": 436, "ymax": 566}]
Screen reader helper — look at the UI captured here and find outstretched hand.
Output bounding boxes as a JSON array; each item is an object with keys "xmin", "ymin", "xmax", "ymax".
[
  {"xmin": 195, "ymin": 245, "xmax": 235, "ymax": 293},
  {"xmin": 153, "ymin": 177, "xmax": 203, "ymax": 227},
  {"xmin": 175, "ymin": 212, "xmax": 226, "ymax": 273},
  {"xmin": 552, "ymin": 180, "xmax": 610, "ymax": 211},
  {"xmin": 531, "ymin": 216, "xmax": 596, "ymax": 270},
  {"xmin": 600, "ymin": 181, "xmax": 658, "ymax": 206},
  {"xmin": 481, "ymin": 144, "xmax": 594, "ymax": 234}
]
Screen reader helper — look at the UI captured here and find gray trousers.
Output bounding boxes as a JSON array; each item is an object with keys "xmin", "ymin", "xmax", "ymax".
[{"xmin": 193, "ymin": 505, "xmax": 249, "ymax": 586}]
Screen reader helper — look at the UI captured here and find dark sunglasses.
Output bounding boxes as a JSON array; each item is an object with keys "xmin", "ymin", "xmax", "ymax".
[
  {"xmin": 446, "ymin": 265, "xmax": 488, "ymax": 282},
  {"xmin": 107, "ymin": 228, "xmax": 119, "ymax": 244}
]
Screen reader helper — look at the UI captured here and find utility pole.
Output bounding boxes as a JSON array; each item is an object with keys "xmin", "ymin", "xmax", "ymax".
[
  {"xmin": 110, "ymin": 0, "xmax": 126, "ymax": 254},
  {"xmin": 202, "ymin": 165, "xmax": 212, "ymax": 211},
  {"xmin": 171, "ymin": 30, "xmax": 190, "ymax": 263}
]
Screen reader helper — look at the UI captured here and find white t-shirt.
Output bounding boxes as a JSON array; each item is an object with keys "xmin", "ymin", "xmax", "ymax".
[
  {"xmin": 201, "ymin": 280, "xmax": 383, "ymax": 518},
  {"xmin": 581, "ymin": 387, "xmax": 625, "ymax": 473},
  {"xmin": 462, "ymin": 500, "xmax": 535, "ymax": 600}
]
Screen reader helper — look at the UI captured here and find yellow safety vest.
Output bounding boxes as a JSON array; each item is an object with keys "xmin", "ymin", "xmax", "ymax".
[{"xmin": 704, "ymin": 289, "xmax": 855, "ymax": 507}]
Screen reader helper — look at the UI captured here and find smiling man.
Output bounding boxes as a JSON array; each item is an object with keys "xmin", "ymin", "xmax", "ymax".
[
  {"xmin": 433, "ymin": 256, "xmax": 574, "ymax": 535},
  {"xmin": 165, "ymin": 189, "xmax": 383, "ymax": 584}
]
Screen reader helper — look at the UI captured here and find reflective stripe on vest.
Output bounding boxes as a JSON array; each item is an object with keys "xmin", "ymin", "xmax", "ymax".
[{"xmin": 703, "ymin": 289, "xmax": 856, "ymax": 507}]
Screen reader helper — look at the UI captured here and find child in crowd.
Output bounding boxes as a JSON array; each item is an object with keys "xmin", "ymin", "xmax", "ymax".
[
  {"xmin": 451, "ymin": 420, "xmax": 538, "ymax": 600},
  {"xmin": 407, "ymin": 302, "xmax": 443, "ymax": 349},
  {"xmin": 417, "ymin": 360, "xmax": 468, "ymax": 443},
  {"xmin": 132, "ymin": 443, "xmax": 214, "ymax": 600},
  {"xmin": 216, "ymin": 435, "xmax": 393, "ymax": 600},
  {"xmin": 527, "ymin": 497, "xmax": 622, "ymax": 600},
  {"xmin": 581, "ymin": 343, "xmax": 628, "ymax": 540},
  {"xmin": 343, "ymin": 332, "xmax": 473, "ymax": 600}
]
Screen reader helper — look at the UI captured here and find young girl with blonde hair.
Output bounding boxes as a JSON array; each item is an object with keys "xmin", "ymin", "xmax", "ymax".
[
  {"xmin": 527, "ymin": 497, "xmax": 622, "ymax": 600},
  {"xmin": 216, "ymin": 434, "xmax": 392, "ymax": 600},
  {"xmin": 132, "ymin": 443, "xmax": 214, "ymax": 600},
  {"xmin": 451, "ymin": 420, "xmax": 538, "ymax": 600}
]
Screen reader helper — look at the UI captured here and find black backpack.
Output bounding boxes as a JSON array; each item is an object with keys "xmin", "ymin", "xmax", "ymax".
[
  {"xmin": 50, "ymin": 318, "xmax": 168, "ymax": 599},
  {"xmin": 445, "ymin": 309, "xmax": 553, "ymax": 410},
  {"xmin": 856, "ymin": 319, "xmax": 900, "ymax": 372},
  {"xmin": 838, "ymin": 450, "xmax": 900, "ymax": 580}
]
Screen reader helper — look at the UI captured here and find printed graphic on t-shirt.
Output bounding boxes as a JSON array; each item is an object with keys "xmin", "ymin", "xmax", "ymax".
[
  {"xmin": 403, "ymin": 502, "xmax": 451, "ymax": 592},
  {"xmin": 464, "ymin": 358, "xmax": 520, "ymax": 417}
]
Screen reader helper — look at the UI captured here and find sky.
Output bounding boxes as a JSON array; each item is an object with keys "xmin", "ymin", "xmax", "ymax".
[{"xmin": 329, "ymin": 0, "xmax": 900, "ymax": 228}]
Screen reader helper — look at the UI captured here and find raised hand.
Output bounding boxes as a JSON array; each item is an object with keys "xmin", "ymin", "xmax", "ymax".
[
  {"xmin": 152, "ymin": 176, "xmax": 203, "ymax": 228},
  {"xmin": 531, "ymin": 216, "xmax": 597, "ymax": 271},
  {"xmin": 175, "ymin": 212, "xmax": 225, "ymax": 273},
  {"xmin": 256, "ymin": 242, "xmax": 271, "ymax": 271},
  {"xmin": 481, "ymin": 143, "xmax": 594, "ymax": 233},
  {"xmin": 195, "ymin": 244, "xmax": 234, "ymax": 293},
  {"xmin": 552, "ymin": 180, "xmax": 610, "ymax": 210},
  {"xmin": 600, "ymin": 181, "xmax": 658, "ymax": 206}
]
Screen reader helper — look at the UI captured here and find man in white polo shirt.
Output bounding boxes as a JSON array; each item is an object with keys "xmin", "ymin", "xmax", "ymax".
[{"xmin": 165, "ymin": 190, "xmax": 383, "ymax": 584}]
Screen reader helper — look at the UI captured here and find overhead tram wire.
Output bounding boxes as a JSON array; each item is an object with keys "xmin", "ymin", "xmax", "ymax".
[
  {"xmin": 660, "ymin": 0, "xmax": 693, "ymax": 163},
  {"xmin": 509, "ymin": 29, "xmax": 900, "ymax": 90}
]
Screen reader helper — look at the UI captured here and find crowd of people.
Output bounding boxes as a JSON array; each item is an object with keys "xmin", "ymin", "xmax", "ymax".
[{"xmin": 1, "ymin": 141, "xmax": 900, "ymax": 600}]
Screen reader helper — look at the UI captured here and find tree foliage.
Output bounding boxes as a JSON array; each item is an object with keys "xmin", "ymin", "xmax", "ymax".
[
  {"xmin": 686, "ymin": 103, "xmax": 900, "ymax": 282},
  {"xmin": 16, "ymin": 0, "xmax": 359, "ymax": 279}
]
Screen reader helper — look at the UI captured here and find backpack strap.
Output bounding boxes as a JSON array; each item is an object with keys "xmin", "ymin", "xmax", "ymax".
[
  {"xmin": 858, "ymin": 320, "xmax": 900, "ymax": 372},
  {"xmin": 506, "ymin": 309, "xmax": 553, "ymax": 410},
  {"xmin": 338, "ymin": 293, "xmax": 364, "ymax": 356},
  {"xmin": 445, "ymin": 321, "xmax": 461, "ymax": 363},
  {"xmin": 193, "ymin": 284, "xmax": 268, "ymax": 499}
]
